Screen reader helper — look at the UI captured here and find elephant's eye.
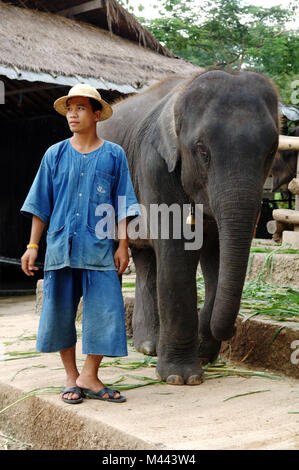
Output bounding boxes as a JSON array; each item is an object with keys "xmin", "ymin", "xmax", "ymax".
[{"xmin": 196, "ymin": 141, "xmax": 210, "ymax": 164}]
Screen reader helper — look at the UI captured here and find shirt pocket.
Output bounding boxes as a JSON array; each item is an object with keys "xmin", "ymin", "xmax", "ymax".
[
  {"xmin": 45, "ymin": 225, "xmax": 66, "ymax": 266},
  {"xmin": 90, "ymin": 170, "xmax": 115, "ymax": 205}
]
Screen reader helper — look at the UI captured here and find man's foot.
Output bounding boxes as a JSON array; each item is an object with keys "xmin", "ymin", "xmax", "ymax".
[
  {"xmin": 82, "ymin": 387, "xmax": 126, "ymax": 403},
  {"xmin": 60, "ymin": 374, "xmax": 81, "ymax": 403},
  {"xmin": 76, "ymin": 376, "xmax": 122, "ymax": 401},
  {"xmin": 61, "ymin": 386, "xmax": 84, "ymax": 404}
]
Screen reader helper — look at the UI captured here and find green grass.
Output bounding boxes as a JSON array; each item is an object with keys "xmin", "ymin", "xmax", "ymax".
[{"xmin": 240, "ymin": 282, "xmax": 299, "ymax": 323}]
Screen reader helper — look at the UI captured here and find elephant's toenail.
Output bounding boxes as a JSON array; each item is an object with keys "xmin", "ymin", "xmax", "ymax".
[
  {"xmin": 167, "ymin": 375, "xmax": 184, "ymax": 385},
  {"xmin": 186, "ymin": 374, "xmax": 204, "ymax": 385}
]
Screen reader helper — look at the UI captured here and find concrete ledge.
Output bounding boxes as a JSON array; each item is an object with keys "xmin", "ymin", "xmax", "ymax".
[
  {"xmin": 246, "ymin": 252, "xmax": 299, "ymax": 288},
  {"xmin": 0, "ymin": 383, "xmax": 155, "ymax": 450},
  {"xmin": 247, "ymin": 253, "xmax": 299, "ymax": 289},
  {"xmin": 282, "ymin": 231, "xmax": 299, "ymax": 250},
  {"xmin": 1, "ymin": 295, "xmax": 299, "ymax": 450},
  {"xmin": 220, "ymin": 316, "xmax": 299, "ymax": 379}
]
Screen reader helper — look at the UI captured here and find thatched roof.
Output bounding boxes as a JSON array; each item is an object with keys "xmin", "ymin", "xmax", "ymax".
[
  {"xmin": 1, "ymin": 0, "xmax": 173, "ymax": 57},
  {"xmin": 0, "ymin": 1, "xmax": 200, "ymax": 91}
]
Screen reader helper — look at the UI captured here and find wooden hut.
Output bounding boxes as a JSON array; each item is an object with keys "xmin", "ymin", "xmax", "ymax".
[{"xmin": 0, "ymin": 0, "xmax": 200, "ymax": 293}]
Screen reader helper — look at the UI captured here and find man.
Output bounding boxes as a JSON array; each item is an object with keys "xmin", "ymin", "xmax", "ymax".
[{"xmin": 21, "ymin": 84, "xmax": 140, "ymax": 404}]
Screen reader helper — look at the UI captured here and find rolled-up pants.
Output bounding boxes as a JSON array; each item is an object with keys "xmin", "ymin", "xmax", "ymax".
[{"xmin": 36, "ymin": 267, "xmax": 128, "ymax": 357}]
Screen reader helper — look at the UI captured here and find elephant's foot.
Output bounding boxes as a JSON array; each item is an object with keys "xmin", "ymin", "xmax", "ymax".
[
  {"xmin": 133, "ymin": 338, "xmax": 157, "ymax": 356},
  {"xmin": 132, "ymin": 313, "xmax": 159, "ymax": 356},
  {"xmin": 155, "ymin": 358, "xmax": 204, "ymax": 385},
  {"xmin": 198, "ymin": 335, "xmax": 222, "ymax": 365},
  {"xmin": 132, "ymin": 310, "xmax": 158, "ymax": 356}
]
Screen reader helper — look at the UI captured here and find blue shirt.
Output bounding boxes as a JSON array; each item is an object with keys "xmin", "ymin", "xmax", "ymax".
[{"xmin": 21, "ymin": 139, "xmax": 140, "ymax": 271}]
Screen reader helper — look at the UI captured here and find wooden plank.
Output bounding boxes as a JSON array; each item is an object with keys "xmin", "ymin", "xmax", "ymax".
[
  {"xmin": 272, "ymin": 209, "xmax": 299, "ymax": 225},
  {"xmin": 57, "ymin": 0, "xmax": 104, "ymax": 17},
  {"xmin": 278, "ymin": 135, "xmax": 299, "ymax": 150}
]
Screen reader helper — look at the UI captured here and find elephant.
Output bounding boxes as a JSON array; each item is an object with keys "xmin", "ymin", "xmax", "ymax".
[
  {"xmin": 99, "ymin": 69, "xmax": 279, "ymax": 385},
  {"xmin": 271, "ymin": 126, "xmax": 299, "ymax": 192}
]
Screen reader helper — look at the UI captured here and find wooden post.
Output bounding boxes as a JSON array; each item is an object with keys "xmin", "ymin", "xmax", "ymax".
[{"xmin": 273, "ymin": 135, "xmax": 299, "ymax": 248}]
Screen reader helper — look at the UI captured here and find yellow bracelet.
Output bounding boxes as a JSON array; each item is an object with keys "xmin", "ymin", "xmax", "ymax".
[{"xmin": 27, "ymin": 244, "xmax": 39, "ymax": 249}]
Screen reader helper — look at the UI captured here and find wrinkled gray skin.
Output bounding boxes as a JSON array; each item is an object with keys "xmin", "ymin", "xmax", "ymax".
[
  {"xmin": 271, "ymin": 126, "xmax": 299, "ymax": 192},
  {"xmin": 100, "ymin": 70, "xmax": 279, "ymax": 385}
]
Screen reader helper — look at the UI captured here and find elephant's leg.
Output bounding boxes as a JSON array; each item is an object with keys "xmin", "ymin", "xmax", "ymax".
[
  {"xmin": 154, "ymin": 240, "xmax": 203, "ymax": 385},
  {"xmin": 198, "ymin": 222, "xmax": 221, "ymax": 364},
  {"xmin": 131, "ymin": 246, "xmax": 159, "ymax": 356}
]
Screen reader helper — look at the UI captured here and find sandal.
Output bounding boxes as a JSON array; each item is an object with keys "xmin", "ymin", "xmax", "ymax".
[
  {"xmin": 82, "ymin": 387, "xmax": 126, "ymax": 403},
  {"xmin": 61, "ymin": 386, "xmax": 84, "ymax": 404}
]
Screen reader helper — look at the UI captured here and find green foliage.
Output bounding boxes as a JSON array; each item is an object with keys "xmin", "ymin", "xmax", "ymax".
[
  {"xmin": 117, "ymin": 0, "xmax": 135, "ymax": 13},
  {"xmin": 122, "ymin": 0, "xmax": 299, "ymax": 103}
]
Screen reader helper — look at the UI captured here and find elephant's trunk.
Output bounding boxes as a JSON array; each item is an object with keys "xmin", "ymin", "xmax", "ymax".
[{"xmin": 209, "ymin": 183, "xmax": 261, "ymax": 341}]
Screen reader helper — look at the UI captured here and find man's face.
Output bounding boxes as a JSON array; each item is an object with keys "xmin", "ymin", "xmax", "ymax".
[{"xmin": 66, "ymin": 96, "xmax": 101, "ymax": 133}]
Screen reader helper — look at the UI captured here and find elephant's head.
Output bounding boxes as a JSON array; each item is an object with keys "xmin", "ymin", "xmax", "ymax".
[{"xmin": 157, "ymin": 70, "xmax": 279, "ymax": 341}]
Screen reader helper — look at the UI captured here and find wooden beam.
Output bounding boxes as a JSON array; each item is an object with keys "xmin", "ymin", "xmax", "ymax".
[
  {"xmin": 57, "ymin": 0, "xmax": 105, "ymax": 17},
  {"xmin": 278, "ymin": 135, "xmax": 299, "ymax": 151},
  {"xmin": 272, "ymin": 209, "xmax": 299, "ymax": 225}
]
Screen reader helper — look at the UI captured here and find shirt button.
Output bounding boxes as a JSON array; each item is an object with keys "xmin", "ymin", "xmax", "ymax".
[
  {"xmin": 76, "ymin": 213, "xmax": 79, "ymax": 216},
  {"xmin": 82, "ymin": 155, "xmax": 86, "ymax": 158},
  {"xmin": 74, "ymin": 231, "xmax": 77, "ymax": 235},
  {"xmin": 79, "ymin": 193, "xmax": 82, "ymax": 197},
  {"xmin": 81, "ymin": 172, "xmax": 84, "ymax": 176}
]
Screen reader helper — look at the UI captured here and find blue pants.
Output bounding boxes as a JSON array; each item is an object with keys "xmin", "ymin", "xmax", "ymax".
[{"xmin": 36, "ymin": 268, "xmax": 128, "ymax": 357}]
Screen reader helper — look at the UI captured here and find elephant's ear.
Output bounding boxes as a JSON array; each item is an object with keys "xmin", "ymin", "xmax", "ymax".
[{"xmin": 151, "ymin": 97, "xmax": 180, "ymax": 173}]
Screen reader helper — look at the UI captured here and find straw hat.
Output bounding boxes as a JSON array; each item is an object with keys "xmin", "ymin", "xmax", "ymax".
[{"xmin": 54, "ymin": 83, "xmax": 113, "ymax": 121}]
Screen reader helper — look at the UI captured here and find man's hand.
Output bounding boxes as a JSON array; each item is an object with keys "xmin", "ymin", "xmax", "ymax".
[
  {"xmin": 21, "ymin": 215, "xmax": 45, "ymax": 276},
  {"xmin": 114, "ymin": 244, "xmax": 129, "ymax": 275},
  {"xmin": 114, "ymin": 217, "xmax": 130, "ymax": 275},
  {"xmin": 21, "ymin": 248, "xmax": 39, "ymax": 276}
]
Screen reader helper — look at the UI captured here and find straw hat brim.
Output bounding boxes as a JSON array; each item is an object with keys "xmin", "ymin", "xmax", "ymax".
[{"xmin": 54, "ymin": 94, "xmax": 113, "ymax": 121}]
